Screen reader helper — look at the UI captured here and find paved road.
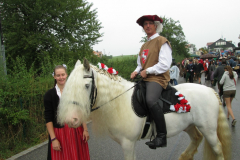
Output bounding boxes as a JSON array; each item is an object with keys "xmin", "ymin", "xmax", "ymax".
[{"xmin": 11, "ymin": 77, "xmax": 240, "ymax": 160}]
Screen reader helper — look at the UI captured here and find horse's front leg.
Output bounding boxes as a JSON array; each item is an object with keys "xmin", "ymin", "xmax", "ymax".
[
  {"xmin": 108, "ymin": 130, "xmax": 137, "ymax": 160},
  {"xmin": 121, "ymin": 138, "xmax": 136, "ymax": 160}
]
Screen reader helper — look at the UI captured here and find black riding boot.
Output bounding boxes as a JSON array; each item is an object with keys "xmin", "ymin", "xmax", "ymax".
[{"xmin": 145, "ymin": 102, "xmax": 167, "ymax": 149}]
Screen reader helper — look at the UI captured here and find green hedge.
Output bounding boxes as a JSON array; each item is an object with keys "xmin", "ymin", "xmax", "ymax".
[{"xmin": 0, "ymin": 56, "xmax": 75, "ymax": 159}]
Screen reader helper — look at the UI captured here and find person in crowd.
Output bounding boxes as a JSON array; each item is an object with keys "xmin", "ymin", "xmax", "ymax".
[
  {"xmin": 186, "ymin": 59, "xmax": 195, "ymax": 83},
  {"xmin": 170, "ymin": 62, "xmax": 180, "ymax": 85},
  {"xmin": 179, "ymin": 61, "xmax": 185, "ymax": 78},
  {"xmin": 229, "ymin": 57, "xmax": 236, "ymax": 68},
  {"xmin": 229, "ymin": 57, "xmax": 233, "ymax": 66},
  {"xmin": 209, "ymin": 60, "xmax": 216, "ymax": 86},
  {"xmin": 214, "ymin": 59, "xmax": 227, "ymax": 105},
  {"xmin": 219, "ymin": 66, "xmax": 238, "ymax": 126},
  {"xmin": 218, "ymin": 57, "xmax": 222, "ymax": 66},
  {"xmin": 44, "ymin": 65, "xmax": 90, "ymax": 160},
  {"xmin": 193, "ymin": 59, "xmax": 198, "ymax": 81},
  {"xmin": 185, "ymin": 60, "xmax": 190, "ymax": 82},
  {"xmin": 131, "ymin": 15, "xmax": 172, "ymax": 149},
  {"xmin": 204, "ymin": 59, "xmax": 210, "ymax": 80},
  {"xmin": 199, "ymin": 59, "xmax": 206, "ymax": 85},
  {"xmin": 194, "ymin": 59, "xmax": 204, "ymax": 84}
]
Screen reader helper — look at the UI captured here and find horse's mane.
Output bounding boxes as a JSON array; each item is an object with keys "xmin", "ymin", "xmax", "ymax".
[
  {"xmin": 89, "ymin": 64, "xmax": 135, "ymax": 137},
  {"xmin": 90, "ymin": 65, "xmax": 122, "ymax": 82}
]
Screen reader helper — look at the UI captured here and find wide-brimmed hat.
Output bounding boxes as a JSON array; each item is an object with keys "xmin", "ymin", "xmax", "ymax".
[{"xmin": 136, "ymin": 15, "xmax": 163, "ymax": 27}]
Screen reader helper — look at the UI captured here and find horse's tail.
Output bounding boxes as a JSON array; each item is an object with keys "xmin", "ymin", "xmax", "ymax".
[{"xmin": 203, "ymin": 91, "xmax": 231, "ymax": 160}]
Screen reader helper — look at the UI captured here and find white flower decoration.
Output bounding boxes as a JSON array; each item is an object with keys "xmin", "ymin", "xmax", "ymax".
[{"xmin": 63, "ymin": 64, "xmax": 67, "ymax": 69}]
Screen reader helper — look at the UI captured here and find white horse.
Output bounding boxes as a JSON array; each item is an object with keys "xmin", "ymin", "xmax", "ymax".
[{"xmin": 58, "ymin": 59, "xmax": 231, "ymax": 160}]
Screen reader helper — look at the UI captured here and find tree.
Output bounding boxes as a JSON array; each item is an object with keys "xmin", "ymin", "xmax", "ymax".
[
  {"xmin": 0, "ymin": 0, "xmax": 103, "ymax": 70},
  {"xmin": 141, "ymin": 16, "xmax": 189, "ymax": 58},
  {"xmin": 199, "ymin": 47, "xmax": 208, "ymax": 54}
]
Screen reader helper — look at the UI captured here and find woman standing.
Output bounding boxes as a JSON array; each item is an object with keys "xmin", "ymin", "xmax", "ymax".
[
  {"xmin": 220, "ymin": 66, "xmax": 238, "ymax": 127},
  {"xmin": 44, "ymin": 65, "xmax": 90, "ymax": 160}
]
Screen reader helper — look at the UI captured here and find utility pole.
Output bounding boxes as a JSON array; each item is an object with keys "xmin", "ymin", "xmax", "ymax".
[{"xmin": 0, "ymin": 14, "xmax": 7, "ymax": 76}]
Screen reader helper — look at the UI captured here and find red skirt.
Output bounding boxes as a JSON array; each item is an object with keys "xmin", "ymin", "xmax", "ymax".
[{"xmin": 51, "ymin": 125, "xmax": 90, "ymax": 160}]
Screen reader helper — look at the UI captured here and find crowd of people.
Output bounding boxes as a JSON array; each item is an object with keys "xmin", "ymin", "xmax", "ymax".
[{"xmin": 170, "ymin": 57, "xmax": 238, "ymax": 127}]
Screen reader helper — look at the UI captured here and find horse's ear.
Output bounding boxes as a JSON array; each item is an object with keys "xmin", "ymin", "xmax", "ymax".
[
  {"xmin": 83, "ymin": 58, "xmax": 90, "ymax": 71},
  {"xmin": 75, "ymin": 60, "xmax": 81, "ymax": 68}
]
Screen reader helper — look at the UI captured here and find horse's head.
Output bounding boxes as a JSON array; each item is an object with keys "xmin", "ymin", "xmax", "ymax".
[{"xmin": 57, "ymin": 58, "xmax": 98, "ymax": 128}]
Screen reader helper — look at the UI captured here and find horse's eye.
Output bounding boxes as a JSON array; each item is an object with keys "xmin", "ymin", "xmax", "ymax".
[{"xmin": 85, "ymin": 84, "xmax": 90, "ymax": 89}]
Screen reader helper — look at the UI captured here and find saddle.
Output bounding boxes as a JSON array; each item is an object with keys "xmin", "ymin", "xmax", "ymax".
[{"xmin": 131, "ymin": 81, "xmax": 179, "ymax": 118}]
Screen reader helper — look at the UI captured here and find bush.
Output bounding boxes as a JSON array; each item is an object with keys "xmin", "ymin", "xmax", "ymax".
[{"xmin": 0, "ymin": 55, "xmax": 74, "ymax": 159}]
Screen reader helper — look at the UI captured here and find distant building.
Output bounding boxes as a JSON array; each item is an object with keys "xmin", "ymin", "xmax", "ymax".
[
  {"xmin": 234, "ymin": 42, "xmax": 240, "ymax": 55},
  {"xmin": 207, "ymin": 38, "xmax": 235, "ymax": 52},
  {"xmin": 186, "ymin": 44, "xmax": 196, "ymax": 54},
  {"xmin": 93, "ymin": 50, "xmax": 103, "ymax": 57}
]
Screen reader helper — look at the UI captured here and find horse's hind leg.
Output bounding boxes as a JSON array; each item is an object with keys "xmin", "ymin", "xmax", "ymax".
[
  {"xmin": 199, "ymin": 128, "xmax": 224, "ymax": 160},
  {"xmin": 179, "ymin": 125, "xmax": 203, "ymax": 160}
]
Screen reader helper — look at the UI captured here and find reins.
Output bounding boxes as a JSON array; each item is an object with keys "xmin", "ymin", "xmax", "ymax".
[
  {"xmin": 91, "ymin": 80, "xmax": 141, "ymax": 112},
  {"xmin": 90, "ymin": 75, "xmax": 143, "ymax": 112}
]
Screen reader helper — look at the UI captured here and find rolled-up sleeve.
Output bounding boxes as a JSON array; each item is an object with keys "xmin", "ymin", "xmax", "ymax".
[{"xmin": 134, "ymin": 55, "xmax": 142, "ymax": 73}]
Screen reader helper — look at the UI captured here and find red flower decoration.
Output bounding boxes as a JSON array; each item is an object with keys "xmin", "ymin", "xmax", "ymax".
[
  {"xmin": 101, "ymin": 63, "xmax": 105, "ymax": 69},
  {"xmin": 180, "ymin": 99, "xmax": 188, "ymax": 104},
  {"xmin": 178, "ymin": 94, "xmax": 183, "ymax": 97},
  {"xmin": 107, "ymin": 67, "xmax": 118, "ymax": 75}
]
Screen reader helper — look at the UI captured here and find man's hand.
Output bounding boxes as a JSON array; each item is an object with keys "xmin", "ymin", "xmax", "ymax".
[
  {"xmin": 140, "ymin": 69, "xmax": 147, "ymax": 78},
  {"xmin": 130, "ymin": 71, "xmax": 138, "ymax": 79}
]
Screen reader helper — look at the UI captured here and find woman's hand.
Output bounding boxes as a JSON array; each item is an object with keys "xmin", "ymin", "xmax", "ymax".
[
  {"xmin": 83, "ymin": 130, "xmax": 89, "ymax": 143},
  {"xmin": 130, "ymin": 71, "xmax": 138, "ymax": 79},
  {"xmin": 52, "ymin": 139, "xmax": 61, "ymax": 151}
]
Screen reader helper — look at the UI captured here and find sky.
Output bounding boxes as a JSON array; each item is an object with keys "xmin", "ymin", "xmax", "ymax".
[{"xmin": 88, "ymin": 0, "xmax": 240, "ymax": 56}]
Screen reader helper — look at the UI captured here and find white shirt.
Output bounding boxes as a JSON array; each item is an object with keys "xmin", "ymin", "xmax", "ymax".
[
  {"xmin": 134, "ymin": 33, "xmax": 172, "ymax": 75},
  {"xmin": 55, "ymin": 84, "xmax": 62, "ymax": 98}
]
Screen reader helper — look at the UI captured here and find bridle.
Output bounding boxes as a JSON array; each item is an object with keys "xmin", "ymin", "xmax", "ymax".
[
  {"xmin": 83, "ymin": 70, "xmax": 98, "ymax": 112},
  {"xmin": 83, "ymin": 70, "xmax": 142, "ymax": 112}
]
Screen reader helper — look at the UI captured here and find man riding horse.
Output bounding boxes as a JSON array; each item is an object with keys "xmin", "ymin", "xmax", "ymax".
[{"xmin": 130, "ymin": 15, "xmax": 172, "ymax": 149}]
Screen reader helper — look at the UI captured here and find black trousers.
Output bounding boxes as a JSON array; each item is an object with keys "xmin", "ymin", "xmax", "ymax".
[
  {"xmin": 145, "ymin": 81, "xmax": 163, "ymax": 108},
  {"xmin": 189, "ymin": 72, "xmax": 194, "ymax": 83}
]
